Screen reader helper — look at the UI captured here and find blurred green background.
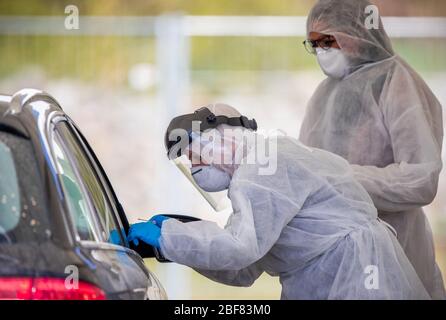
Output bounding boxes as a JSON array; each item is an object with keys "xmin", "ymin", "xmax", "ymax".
[{"xmin": 0, "ymin": 0, "xmax": 445, "ymax": 299}]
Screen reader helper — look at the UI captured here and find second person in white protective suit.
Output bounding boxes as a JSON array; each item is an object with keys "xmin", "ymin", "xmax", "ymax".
[
  {"xmin": 299, "ymin": 0, "xmax": 445, "ymax": 299},
  {"xmin": 128, "ymin": 103, "xmax": 430, "ymax": 299}
]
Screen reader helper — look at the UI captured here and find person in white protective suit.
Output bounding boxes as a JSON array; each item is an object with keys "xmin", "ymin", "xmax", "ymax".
[
  {"xmin": 299, "ymin": 0, "xmax": 445, "ymax": 299},
  {"xmin": 128, "ymin": 103, "xmax": 430, "ymax": 299}
]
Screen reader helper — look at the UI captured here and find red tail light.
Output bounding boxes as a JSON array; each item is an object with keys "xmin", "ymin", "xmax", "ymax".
[{"xmin": 0, "ymin": 277, "xmax": 106, "ymax": 300}]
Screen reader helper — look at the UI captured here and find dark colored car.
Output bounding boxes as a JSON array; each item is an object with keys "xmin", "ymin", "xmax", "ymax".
[{"xmin": 0, "ymin": 89, "xmax": 168, "ymax": 300}]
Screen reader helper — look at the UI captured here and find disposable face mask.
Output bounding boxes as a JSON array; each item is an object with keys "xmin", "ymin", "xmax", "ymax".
[
  {"xmin": 172, "ymin": 156, "xmax": 230, "ymax": 212},
  {"xmin": 316, "ymin": 47, "xmax": 350, "ymax": 79},
  {"xmin": 191, "ymin": 165, "xmax": 231, "ymax": 192}
]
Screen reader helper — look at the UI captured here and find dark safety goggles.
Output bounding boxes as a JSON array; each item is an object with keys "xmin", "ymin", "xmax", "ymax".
[{"xmin": 164, "ymin": 106, "xmax": 258, "ymax": 160}]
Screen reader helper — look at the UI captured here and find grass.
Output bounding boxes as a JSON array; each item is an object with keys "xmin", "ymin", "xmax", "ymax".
[{"xmin": 1, "ymin": 35, "xmax": 445, "ymax": 87}]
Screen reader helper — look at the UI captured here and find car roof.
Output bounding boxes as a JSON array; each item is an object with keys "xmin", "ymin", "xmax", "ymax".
[
  {"xmin": 0, "ymin": 95, "xmax": 11, "ymax": 113},
  {"xmin": 0, "ymin": 89, "xmax": 63, "ymax": 138}
]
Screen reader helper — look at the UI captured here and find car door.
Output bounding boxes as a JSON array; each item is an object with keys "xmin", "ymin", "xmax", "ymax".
[{"xmin": 50, "ymin": 117, "xmax": 155, "ymax": 299}]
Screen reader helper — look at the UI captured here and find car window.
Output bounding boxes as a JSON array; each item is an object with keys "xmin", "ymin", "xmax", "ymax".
[
  {"xmin": 71, "ymin": 124, "xmax": 129, "ymax": 245},
  {"xmin": 54, "ymin": 122, "xmax": 123, "ymax": 245},
  {"xmin": 0, "ymin": 138, "xmax": 21, "ymax": 232},
  {"xmin": 0, "ymin": 129, "xmax": 50, "ymax": 244},
  {"xmin": 52, "ymin": 129, "xmax": 99, "ymax": 242}
]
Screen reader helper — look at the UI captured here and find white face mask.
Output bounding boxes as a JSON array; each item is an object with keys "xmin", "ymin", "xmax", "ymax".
[
  {"xmin": 191, "ymin": 165, "xmax": 231, "ymax": 192},
  {"xmin": 316, "ymin": 47, "xmax": 350, "ymax": 79}
]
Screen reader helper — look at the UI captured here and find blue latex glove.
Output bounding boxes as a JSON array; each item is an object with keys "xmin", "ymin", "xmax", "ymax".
[
  {"xmin": 150, "ymin": 215, "xmax": 171, "ymax": 227},
  {"xmin": 108, "ymin": 229, "xmax": 123, "ymax": 245},
  {"xmin": 127, "ymin": 222, "xmax": 161, "ymax": 249}
]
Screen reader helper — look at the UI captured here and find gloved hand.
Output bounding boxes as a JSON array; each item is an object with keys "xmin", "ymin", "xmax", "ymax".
[
  {"xmin": 127, "ymin": 222, "xmax": 161, "ymax": 249},
  {"xmin": 108, "ymin": 229, "xmax": 123, "ymax": 245},
  {"xmin": 150, "ymin": 215, "xmax": 171, "ymax": 227}
]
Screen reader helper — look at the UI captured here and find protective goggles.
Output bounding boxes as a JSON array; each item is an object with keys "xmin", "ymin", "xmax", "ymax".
[
  {"xmin": 303, "ymin": 35, "xmax": 337, "ymax": 55},
  {"xmin": 164, "ymin": 106, "xmax": 258, "ymax": 160}
]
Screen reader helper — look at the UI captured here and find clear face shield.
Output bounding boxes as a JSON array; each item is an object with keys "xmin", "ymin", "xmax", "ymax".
[
  {"xmin": 171, "ymin": 155, "xmax": 231, "ymax": 212},
  {"xmin": 164, "ymin": 106, "xmax": 257, "ymax": 213}
]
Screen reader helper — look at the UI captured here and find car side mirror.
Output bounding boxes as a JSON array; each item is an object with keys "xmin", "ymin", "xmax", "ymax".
[{"xmin": 130, "ymin": 214, "xmax": 201, "ymax": 262}]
